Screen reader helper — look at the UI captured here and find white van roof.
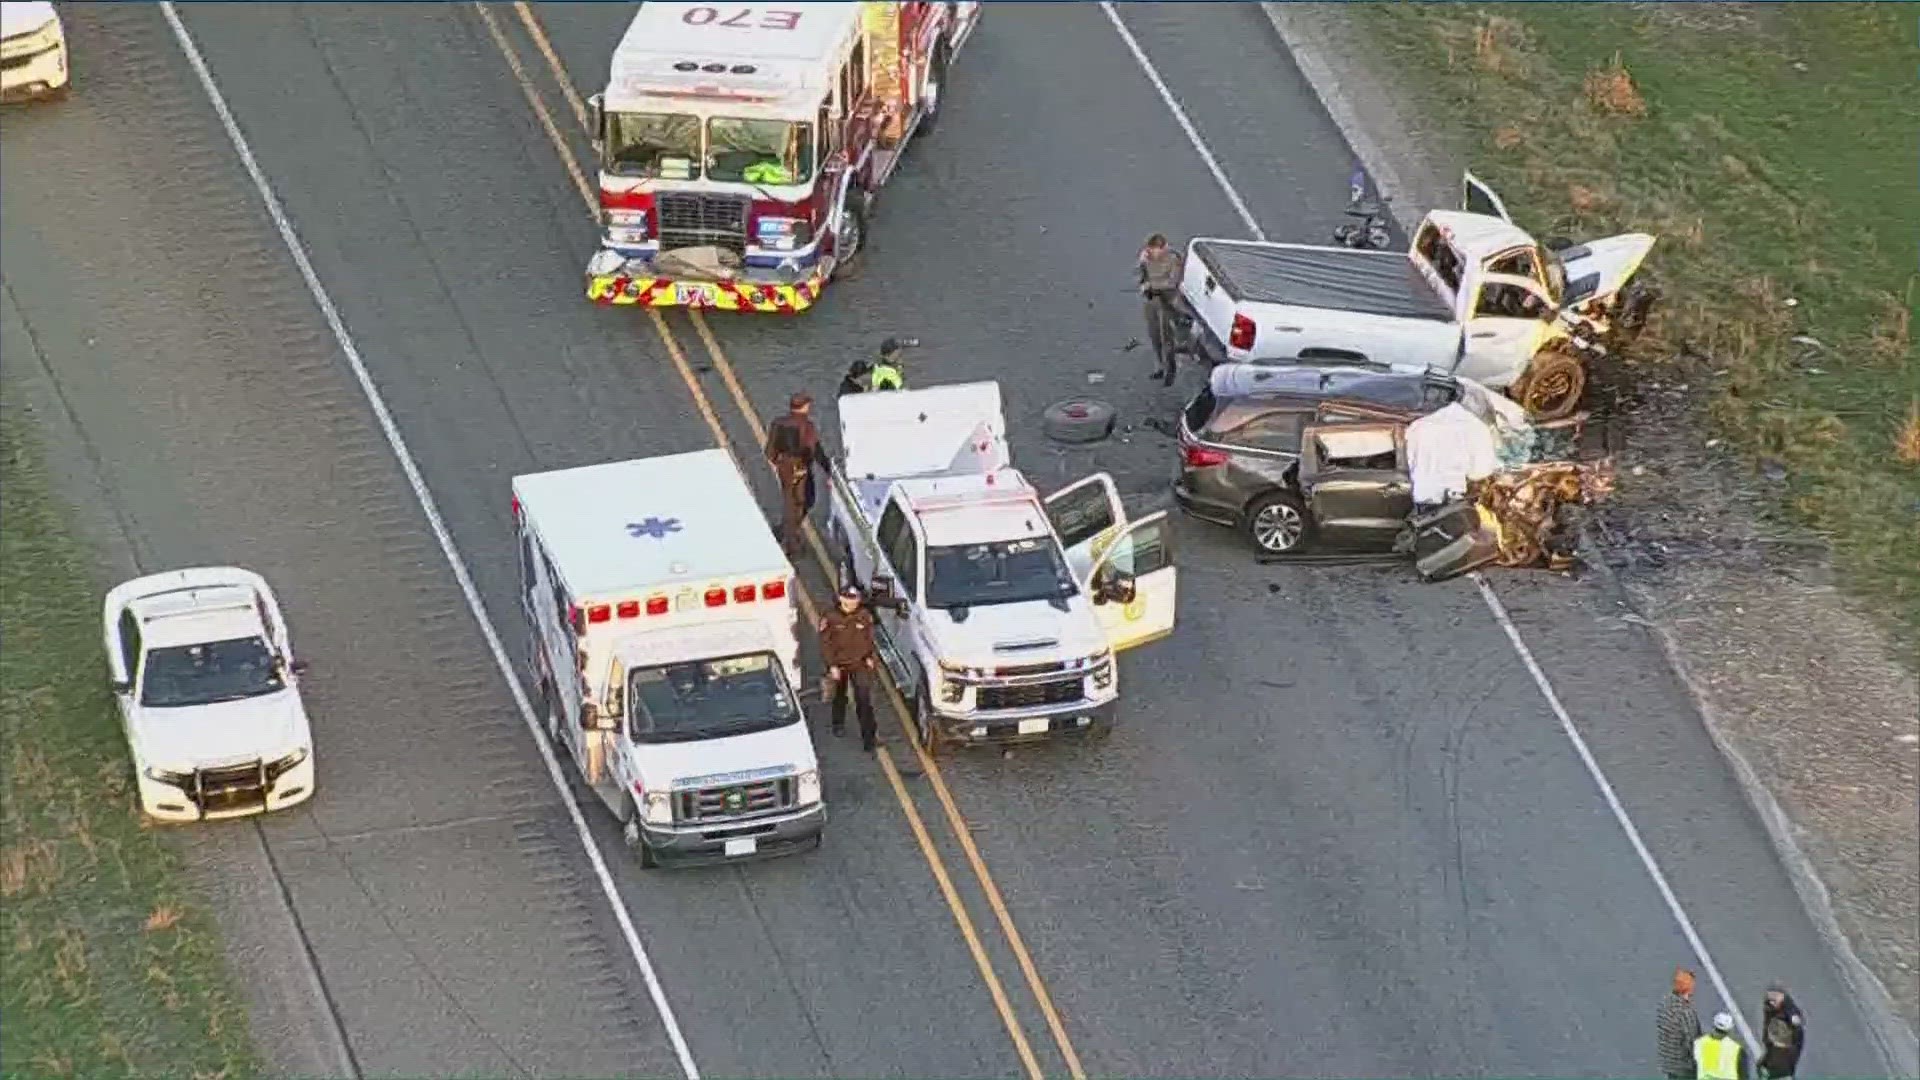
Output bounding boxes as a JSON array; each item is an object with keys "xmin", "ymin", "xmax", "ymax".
[{"xmin": 513, "ymin": 450, "xmax": 790, "ymax": 599}]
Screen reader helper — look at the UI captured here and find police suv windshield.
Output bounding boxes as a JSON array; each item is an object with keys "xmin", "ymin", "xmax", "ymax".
[
  {"xmin": 925, "ymin": 539, "xmax": 1078, "ymax": 611},
  {"xmin": 626, "ymin": 651, "xmax": 798, "ymax": 743},
  {"xmin": 706, "ymin": 117, "xmax": 814, "ymax": 185},
  {"xmin": 140, "ymin": 636, "xmax": 285, "ymax": 709},
  {"xmin": 603, "ymin": 111, "xmax": 701, "ymax": 178}
]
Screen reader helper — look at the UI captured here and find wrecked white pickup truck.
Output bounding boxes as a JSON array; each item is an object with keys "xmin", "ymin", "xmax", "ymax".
[{"xmin": 1172, "ymin": 172, "xmax": 1657, "ymax": 421}]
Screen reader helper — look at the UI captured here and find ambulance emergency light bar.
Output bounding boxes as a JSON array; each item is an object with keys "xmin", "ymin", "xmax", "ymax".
[{"xmin": 568, "ymin": 578, "xmax": 790, "ymax": 633}]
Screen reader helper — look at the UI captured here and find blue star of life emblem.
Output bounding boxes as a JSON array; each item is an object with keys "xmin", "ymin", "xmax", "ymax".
[{"xmin": 626, "ymin": 517, "xmax": 683, "ymax": 540}]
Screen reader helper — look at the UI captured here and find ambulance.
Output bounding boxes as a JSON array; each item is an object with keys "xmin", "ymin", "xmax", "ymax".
[
  {"xmin": 584, "ymin": 1, "xmax": 981, "ymax": 314},
  {"xmin": 513, "ymin": 450, "xmax": 824, "ymax": 867}
]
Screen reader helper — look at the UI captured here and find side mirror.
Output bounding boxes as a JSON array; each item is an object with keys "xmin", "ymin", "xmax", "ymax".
[
  {"xmin": 109, "ymin": 678, "xmax": 132, "ymax": 694},
  {"xmin": 869, "ymin": 575, "xmax": 895, "ymax": 601},
  {"xmin": 587, "ymin": 93, "xmax": 605, "ymax": 152},
  {"xmin": 1092, "ymin": 572, "xmax": 1137, "ymax": 606},
  {"xmin": 582, "ymin": 702, "xmax": 600, "ymax": 730}
]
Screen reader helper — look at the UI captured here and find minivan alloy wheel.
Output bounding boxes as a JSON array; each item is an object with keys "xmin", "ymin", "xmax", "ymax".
[{"xmin": 1251, "ymin": 501, "xmax": 1305, "ymax": 552}]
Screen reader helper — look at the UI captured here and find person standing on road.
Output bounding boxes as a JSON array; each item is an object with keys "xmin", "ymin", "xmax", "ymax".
[
  {"xmin": 818, "ymin": 584, "xmax": 880, "ymax": 752},
  {"xmin": 1696, "ymin": 1011, "xmax": 1751, "ymax": 1080},
  {"xmin": 1757, "ymin": 984, "xmax": 1805, "ymax": 1079},
  {"xmin": 764, "ymin": 391, "xmax": 828, "ymax": 557},
  {"xmin": 1659, "ymin": 967, "xmax": 1705, "ymax": 1079},
  {"xmin": 1137, "ymin": 233, "xmax": 1183, "ymax": 386},
  {"xmin": 839, "ymin": 359, "xmax": 873, "ymax": 397},
  {"xmin": 870, "ymin": 337, "xmax": 912, "ymax": 391}
]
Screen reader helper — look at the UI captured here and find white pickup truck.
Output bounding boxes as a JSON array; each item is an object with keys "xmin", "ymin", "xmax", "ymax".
[
  {"xmin": 824, "ymin": 381, "xmax": 1178, "ymax": 750},
  {"xmin": 1175, "ymin": 173, "xmax": 1657, "ymax": 420}
]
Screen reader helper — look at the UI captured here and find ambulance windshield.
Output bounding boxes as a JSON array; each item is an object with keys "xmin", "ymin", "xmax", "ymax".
[
  {"xmin": 604, "ymin": 111, "xmax": 701, "ymax": 179},
  {"xmin": 627, "ymin": 651, "xmax": 798, "ymax": 743},
  {"xmin": 706, "ymin": 117, "xmax": 815, "ymax": 185}
]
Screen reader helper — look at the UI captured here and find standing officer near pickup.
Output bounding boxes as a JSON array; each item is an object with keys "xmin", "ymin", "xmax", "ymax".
[
  {"xmin": 819, "ymin": 585, "xmax": 880, "ymax": 751},
  {"xmin": 1138, "ymin": 233, "xmax": 1183, "ymax": 386},
  {"xmin": 764, "ymin": 391, "xmax": 829, "ymax": 557},
  {"xmin": 870, "ymin": 337, "xmax": 916, "ymax": 391}
]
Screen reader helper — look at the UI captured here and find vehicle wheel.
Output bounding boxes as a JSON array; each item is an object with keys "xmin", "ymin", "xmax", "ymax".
[
  {"xmin": 920, "ymin": 45, "xmax": 949, "ymax": 134},
  {"xmin": 1042, "ymin": 398, "xmax": 1116, "ymax": 444},
  {"xmin": 913, "ymin": 685, "xmax": 943, "ymax": 757},
  {"xmin": 623, "ymin": 797, "xmax": 659, "ymax": 869},
  {"xmin": 1514, "ymin": 347, "xmax": 1586, "ymax": 421},
  {"xmin": 831, "ymin": 196, "xmax": 868, "ymax": 275},
  {"xmin": 1332, "ymin": 224, "xmax": 1357, "ymax": 247},
  {"xmin": 1244, "ymin": 490, "xmax": 1310, "ymax": 555},
  {"xmin": 541, "ymin": 681, "xmax": 562, "ymax": 744},
  {"xmin": 1365, "ymin": 225, "xmax": 1393, "ymax": 250}
]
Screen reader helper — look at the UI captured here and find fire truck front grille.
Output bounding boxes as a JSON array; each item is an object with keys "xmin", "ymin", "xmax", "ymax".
[
  {"xmin": 196, "ymin": 761, "xmax": 268, "ymax": 813},
  {"xmin": 656, "ymin": 193, "xmax": 749, "ymax": 255},
  {"xmin": 977, "ymin": 677, "xmax": 1085, "ymax": 711},
  {"xmin": 677, "ymin": 777, "xmax": 793, "ymax": 824}
]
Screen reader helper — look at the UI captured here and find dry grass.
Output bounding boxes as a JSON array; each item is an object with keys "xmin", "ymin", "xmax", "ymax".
[
  {"xmin": 1583, "ymin": 51, "xmax": 1649, "ymax": 116},
  {"xmin": 1897, "ymin": 404, "xmax": 1920, "ymax": 467},
  {"xmin": 1, "ymin": 405, "xmax": 260, "ymax": 1078}
]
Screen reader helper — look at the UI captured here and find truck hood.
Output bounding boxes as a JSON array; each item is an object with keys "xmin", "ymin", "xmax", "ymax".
[
  {"xmin": 634, "ymin": 719, "xmax": 819, "ymax": 792},
  {"xmin": 921, "ymin": 595, "xmax": 1108, "ymax": 670},
  {"xmin": 133, "ymin": 690, "xmax": 309, "ymax": 771},
  {"xmin": 1559, "ymin": 233, "xmax": 1655, "ymax": 302}
]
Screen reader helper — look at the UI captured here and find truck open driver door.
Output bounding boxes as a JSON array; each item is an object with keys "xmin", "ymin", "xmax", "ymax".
[{"xmin": 1044, "ymin": 473, "xmax": 1179, "ymax": 652}]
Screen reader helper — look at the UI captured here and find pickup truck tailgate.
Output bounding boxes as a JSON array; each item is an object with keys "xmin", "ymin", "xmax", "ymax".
[{"xmin": 1192, "ymin": 239, "xmax": 1452, "ymax": 322}]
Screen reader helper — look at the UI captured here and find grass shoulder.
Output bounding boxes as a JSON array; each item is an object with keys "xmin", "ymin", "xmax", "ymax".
[
  {"xmin": 1, "ymin": 404, "xmax": 258, "ymax": 1079},
  {"xmin": 1353, "ymin": 1, "xmax": 1919, "ymax": 649}
]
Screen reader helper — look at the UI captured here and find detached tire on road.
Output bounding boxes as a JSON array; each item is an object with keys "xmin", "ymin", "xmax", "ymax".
[
  {"xmin": 1513, "ymin": 347, "xmax": 1586, "ymax": 421},
  {"xmin": 1042, "ymin": 398, "xmax": 1116, "ymax": 444},
  {"xmin": 1244, "ymin": 490, "xmax": 1310, "ymax": 555}
]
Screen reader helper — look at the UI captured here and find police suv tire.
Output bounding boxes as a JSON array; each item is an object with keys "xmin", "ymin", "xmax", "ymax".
[
  {"xmin": 1042, "ymin": 398, "xmax": 1117, "ymax": 444},
  {"xmin": 1244, "ymin": 490, "xmax": 1311, "ymax": 555}
]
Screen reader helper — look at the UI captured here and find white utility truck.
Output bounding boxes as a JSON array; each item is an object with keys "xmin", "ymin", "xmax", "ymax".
[
  {"xmin": 1175, "ymin": 173, "xmax": 1657, "ymax": 421},
  {"xmin": 825, "ymin": 381, "xmax": 1178, "ymax": 750},
  {"xmin": 515, "ymin": 450, "xmax": 824, "ymax": 868}
]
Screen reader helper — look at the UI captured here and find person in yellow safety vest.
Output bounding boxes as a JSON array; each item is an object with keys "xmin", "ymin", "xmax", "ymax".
[
  {"xmin": 870, "ymin": 337, "xmax": 914, "ymax": 392},
  {"xmin": 1695, "ymin": 1012, "xmax": 1750, "ymax": 1080},
  {"xmin": 742, "ymin": 158, "xmax": 794, "ymax": 185}
]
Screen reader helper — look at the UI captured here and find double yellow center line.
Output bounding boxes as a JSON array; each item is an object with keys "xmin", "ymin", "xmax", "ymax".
[{"xmin": 470, "ymin": 6, "xmax": 1085, "ymax": 1078}]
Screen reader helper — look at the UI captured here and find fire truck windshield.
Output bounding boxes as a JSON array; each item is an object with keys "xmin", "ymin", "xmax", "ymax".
[
  {"xmin": 604, "ymin": 111, "xmax": 701, "ymax": 179},
  {"xmin": 707, "ymin": 117, "xmax": 815, "ymax": 186},
  {"xmin": 626, "ymin": 651, "xmax": 800, "ymax": 743}
]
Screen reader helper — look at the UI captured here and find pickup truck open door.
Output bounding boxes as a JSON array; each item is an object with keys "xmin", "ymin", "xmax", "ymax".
[
  {"xmin": 1044, "ymin": 473, "xmax": 1179, "ymax": 652},
  {"xmin": 1462, "ymin": 171, "xmax": 1513, "ymax": 223}
]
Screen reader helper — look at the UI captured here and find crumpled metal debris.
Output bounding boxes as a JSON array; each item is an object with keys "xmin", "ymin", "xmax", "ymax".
[{"xmin": 1469, "ymin": 460, "xmax": 1616, "ymax": 570}]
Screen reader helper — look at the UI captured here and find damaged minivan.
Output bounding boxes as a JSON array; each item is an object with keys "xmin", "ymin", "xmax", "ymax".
[{"xmin": 1174, "ymin": 362, "xmax": 1612, "ymax": 579}]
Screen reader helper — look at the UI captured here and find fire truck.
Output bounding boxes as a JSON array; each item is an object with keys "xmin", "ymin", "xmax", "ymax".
[{"xmin": 584, "ymin": 1, "xmax": 980, "ymax": 314}]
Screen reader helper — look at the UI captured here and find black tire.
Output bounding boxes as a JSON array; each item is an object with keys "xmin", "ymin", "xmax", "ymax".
[
  {"xmin": 1365, "ymin": 225, "xmax": 1393, "ymax": 250},
  {"xmin": 920, "ymin": 44, "xmax": 949, "ymax": 134},
  {"xmin": 622, "ymin": 797, "xmax": 659, "ymax": 869},
  {"xmin": 1042, "ymin": 398, "xmax": 1117, "ymax": 444},
  {"xmin": 913, "ymin": 684, "xmax": 942, "ymax": 757},
  {"xmin": 1514, "ymin": 347, "xmax": 1586, "ymax": 421},
  {"xmin": 541, "ymin": 681, "xmax": 562, "ymax": 744},
  {"xmin": 1332, "ymin": 224, "xmax": 1358, "ymax": 247},
  {"xmin": 831, "ymin": 195, "xmax": 868, "ymax": 275},
  {"xmin": 1244, "ymin": 490, "xmax": 1311, "ymax": 555}
]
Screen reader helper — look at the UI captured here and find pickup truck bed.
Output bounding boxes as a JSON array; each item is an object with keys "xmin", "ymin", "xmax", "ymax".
[{"xmin": 1191, "ymin": 239, "xmax": 1453, "ymax": 323}]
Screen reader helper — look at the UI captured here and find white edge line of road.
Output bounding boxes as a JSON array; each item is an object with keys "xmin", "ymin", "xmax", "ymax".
[
  {"xmin": 155, "ymin": 7, "xmax": 703, "ymax": 1080},
  {"xmin": 1095, "ymin": 0, "xmax": 1777, "ymax": 1057}
]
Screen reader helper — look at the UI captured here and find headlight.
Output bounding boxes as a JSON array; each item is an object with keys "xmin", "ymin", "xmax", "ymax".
[
  {"xmin": 754, "ymin": 216, "xmax": 811, "ymax": 252},
  {"xmin": 267, "ymin": 747, "xmax": 310, "ymax": 780},
  {"xmin": 1090, "ymin": 656, "xmax": 1115, "ymax": 690},
  {"xmin": 642, "ymin": 790, "xmax": 673, "ymax": 825},
  {"xmin": 796, "ymin": 769, "xmax": 822, "ymax": 806},
  {"xmin": 143, "ymin": 766, "xmax": 194, "ymax": 788},
  {"xmin": 603, "ymin": 209, "xmax": 649, "ymax": 245},
  {"xmin": 939, "ymin": 677, "xmax": 965, "ymax": 704}
]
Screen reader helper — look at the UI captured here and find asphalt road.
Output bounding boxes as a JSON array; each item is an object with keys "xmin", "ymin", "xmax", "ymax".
[{"xmin": 1, "ymin": 2, "xmax": 1894, "ymax": 1077}]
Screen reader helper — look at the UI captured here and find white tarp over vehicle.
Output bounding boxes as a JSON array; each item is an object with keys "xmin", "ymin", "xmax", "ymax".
[{"xmin": 1405, "ymin": 376, "xmax": 1540, "ymax": 504}]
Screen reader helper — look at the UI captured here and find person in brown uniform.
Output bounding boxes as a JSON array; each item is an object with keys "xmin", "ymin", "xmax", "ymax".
[
  {"xmin": 818, "ymin": 584, "xmax": 880, "ymax": 751},
  {"xmin": 764, "ymin": 391, "xmax": 828, "ymax": 556}
]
